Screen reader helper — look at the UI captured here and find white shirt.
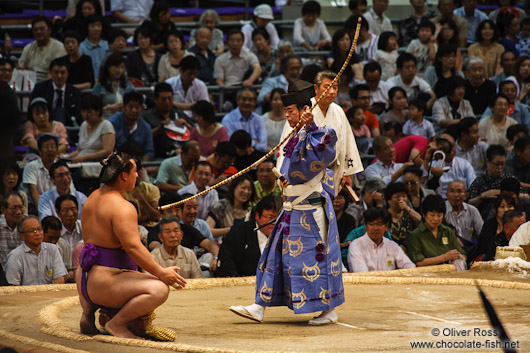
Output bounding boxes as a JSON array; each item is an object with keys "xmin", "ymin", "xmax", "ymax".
[
  {"xmin": 61, "ymin": 220, "xmax": 83, "ymax": 252},
  {"xmin": 509, "ymin": 221, "xmax": 530, "ymax": 248},
  {"xmin": 444, "ymin": 201, "xmax": 483, "ymax": 242},
  {"xmin": 293, "ymin": 18, "xmax": 331, "ymax": 48},
  {"xmin": 241, "ymin": 22, "xmax": 280, "ymax": 52},
  {"xmin": 22, "ymin": 158, "xmax": 54, "ymax": 199},
  {"xmin": 363, "ymin": 9, "xmax": 393, "ymax": 36},
  {"xmin": 386, "ymin": 75, "xmax": 432, "ymax": 102},
  {"xmin": 110, "ymin": 0, "xmax": 153, "ymax": 21},
  {"xmin": 355, "ymin": 33, "xmax": 378, "ymax": 63},
  {"xmin": 347, "ymin": 234, "xmax": 415, "ymax": 272},
  {"xmin": 422, "ymin": 157, "xmax": 476, "ymax": 199},
  {"xmin": 364, "ymin": 160, "xmax": 404, "ymax": 185},
  {"xmin": 165, "ymin": 75, "xmax": 209, "ymax": 117},
  {"xmin": 178, "ymin": 181, "xmax": 219, "ymax": 221},
  {"xmin": 257, "ymin": 229, "xmax": 268, "ymax": 254}
]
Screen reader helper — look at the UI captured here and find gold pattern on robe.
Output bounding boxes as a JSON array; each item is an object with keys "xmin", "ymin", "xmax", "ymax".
[
  {"xmin": 289, "ymin": 171, "xmax": 307, "ymax": 180},
  {"xmin": 319, "ymin": 287, "xmax": 331, "ymax": 305},
  {"xmin": 302, "ymin": 262, "xmax": 320, "ymax": 282},
  {"xmin": 300, "ymin": 212, "xmax": 311, "ymax": 231},
  {"xmin": 323, "ymin": 172, "xmax": 334, "ymax": 189},
  {"xmin": 259, "ymin": 282, "xmax": 273, "ymax": 303},
  {"xmin": 310, "ymin": 160, "xmax": 325, "ymax": 173},
  {"xmin": 258, "ymin": 261, "xmax": 265, "ymax": 273},
  {"xmin": 331, "ymin": 258, "xmax": 341, "ymax": 277},
  {"xmin": 328, "ymin": 210, "xmax": 335, "ymax": 222},
  {"xmin": 287, "ymin": 266, "xmax": 291, "ymax": 278},
  {"xmin": 288, "ymin": 237, "xmax": 303, "ymax": 257},
  {"xmin": 292, "ymin": 289, "xmax": 307, "ymax": 309}
]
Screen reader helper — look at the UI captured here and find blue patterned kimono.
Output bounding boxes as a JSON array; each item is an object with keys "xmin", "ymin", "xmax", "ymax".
[{"xmin": 255, "ymin": 122, "xmax": 345, "ymax": 314}]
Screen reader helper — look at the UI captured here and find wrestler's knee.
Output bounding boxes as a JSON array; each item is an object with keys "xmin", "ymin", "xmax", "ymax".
[{"xmin": 148, "ymin": 280, "xmax": 170, "ymax": 303}]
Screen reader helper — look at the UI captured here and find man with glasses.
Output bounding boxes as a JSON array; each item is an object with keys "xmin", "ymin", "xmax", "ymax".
[
  {"xmin": 403, "ymin": 165, "xmax": 434, "ymax": 213},
  {"xmin": 178, "ymin": 161, "xmax": 218, "ymax": 220},
  {"xmin": 156, "ymin": 140, "xmax": 202, "ymax": 194},
  {"xmin": 149, "ymin": 215, "xmax": 202, "ymax": 279},
  {"xmin": 17, "ymin": 17, "xmax": 66, "ymax": 82},
  {"xmin": 0, "ymin": 192, "xmax": 25, "ymax": 285},
  {"xmin": 6, "ymin": 215, "xmax": 67, "ymax": 285},
  {"xmin": 38, "ymin": 160, "xmax": 87, "ymax": 220},
  {"xmin": 349, "ymin": 83, "xmax": 380, "ymax": 137},
  {"xmin": 444, "ymin": 180, "xmax": 483, "ymax": 245},
  {"xmin": 222, "ymin": 87, "xmax": 267, "ymax": 153},
  {"xmin": 347, "ymin": 207, "xmax": 415, "ymax": 272}
]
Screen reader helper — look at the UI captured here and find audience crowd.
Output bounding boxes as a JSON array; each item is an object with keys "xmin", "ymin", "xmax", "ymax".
[{"xmin": 3, "ymin": 0, "xmax": 530, "ymax": 285}]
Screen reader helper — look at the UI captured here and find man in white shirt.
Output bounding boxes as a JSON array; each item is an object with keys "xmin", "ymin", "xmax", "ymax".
[
  {"xmin": 348, "ymin": 207, "xmax": 415, "ymax": 272},
  {"xmin": 111, "ymin": 0, "xmax": 153, "ymax": 23},
  {"xmin": 241, "ymin": 4, "xmax": 279, "ymax": 51},
  {"xmin": 444, "ymin": 180, "xmax": 483, "ymax": 243},
  {"xmin": 355, "ymin": 16, "xmax": 378, "ymax": 63},
  {"xmin": 363, "ymin": 0, "xmax": 392, "ymax": 36},
  {"xmin": 22, "ymin": 135, "xmax": 58, "ymax": 206},
  {"xmin": 178, "ymin": 162, "xmax": 218, "ymax": 220}
]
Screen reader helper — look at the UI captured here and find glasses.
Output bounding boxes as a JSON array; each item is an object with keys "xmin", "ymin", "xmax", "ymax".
[
  {"xmin": 8, "ymin": 205, "xmax": 24, "ymax": 211},
  {"xmin": 54, "ymin": 172, "xmax": 71, "ymax": 179},
  {"xmin": 489, "ymin": 161, "xmax": 506, "ymax": 167},
  {"xmin": 404, "ymin": 181, "xmax": 418, "ymax": 186},
  {"xmin": 21, "ymin": 227, "xmax": 44, "ymax": 234},
  {"xmin": 40, "ymin": 144, "xmax": 57, "ymax": 151}
]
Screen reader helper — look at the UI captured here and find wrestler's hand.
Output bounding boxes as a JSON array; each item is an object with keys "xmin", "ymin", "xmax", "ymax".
[
  {"xmin": 159, "ymin": 266, "xmax": 187, "ymax": 288},
  {"xmin": 300, "ymin": 106, "xmax": 314, "ymax": 126}
]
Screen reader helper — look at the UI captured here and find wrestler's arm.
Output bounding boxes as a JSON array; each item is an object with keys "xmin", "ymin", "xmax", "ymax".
[{"xmin": 112, "ymin": 203, "xmax": 187, "ymax": 287}]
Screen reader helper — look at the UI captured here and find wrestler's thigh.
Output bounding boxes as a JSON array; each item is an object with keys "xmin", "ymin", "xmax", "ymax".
[{"xmin": 88, "ymin": 267, "xmax": 168, "ymax": 308}]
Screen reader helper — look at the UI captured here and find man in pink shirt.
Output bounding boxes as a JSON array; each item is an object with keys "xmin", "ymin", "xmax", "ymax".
[{"xmin": 347, "ymin": 207, "xmax": 415, "ymax": 272}]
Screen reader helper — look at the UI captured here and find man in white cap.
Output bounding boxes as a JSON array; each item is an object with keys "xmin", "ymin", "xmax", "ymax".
[{"xmin": 241, "ymin": 4, "xmax": 280, "ymax": 51}]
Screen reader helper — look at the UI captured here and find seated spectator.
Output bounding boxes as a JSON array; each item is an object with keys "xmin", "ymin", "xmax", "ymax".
[
  {"xmin": 92, "ymin": 53, "xmax": 134, "ymax": 118},
  {"xmin": 111, "ymin": 0, "xmax": 153, "ymax": 24},
  {"xmin": 22, "ymin": 98, "xmax": 69, "ymax": 155},
  {"xmin": 422, "ymin": 134, "xmax": 476, "ymax": 198},
  {"xmin": 496, "ymin": 176, "xmax": 530, "ymax": 219},
  {"xmin": 464, "ymin": 57, "xmax": 497, "ymax": 116},
  {"xmin": 489, "ymin": 0, "xmax": 526, "ymax": 24},
  {"xmin": 124, "ymin": 159, "xmax": 161, "ymax": 227},
  {"xmin": 348, "ymin": 207, "xmax": 415, "ymax": 272},
  {"xmin": 479, "ymin": 94, "xmax": 517, "ymax": 148},
  {"xmin": 406, "ymin": 18, "xmax": 437, "ymax": 77},
  {"xmin": 435, "ymin": 18, "xmax": 463, "ymax": 71},
  {"xmin": 373, "ymin": 31, "xmax": 399, "ymax": 82},
  {"xmin": 189, "ymin": 100, "xmax": 228, "ymax": 157},
  {"xmin": 468, "ymin": 20, "xmax": 504, "ymax": 79},
  {"xmin": 347, "ymin": 106, "xmax": 371, "ymax": 154},
  {"xmin": 179, "ymin": 193, "xmax": 214, "ymax": 242},
  {"xmin": 61, "ymin": 31, "xmax": 94, "ymax": 90},
  {"xmin": 252, "ymin": 28, "xmax": 277, "ymax": 81},
  {"xmin": 55, "ymin": 195, "xmax": 82, "ymax": 253},
  {"xmin": 6, "ymin": 216, "xmax": 67, "ymax": 285},
  {"xmin": 516, "ymin": 56, "xmax": 530, "ymax": 106},
  {"xmin": 384, "ymin": 182, "xmax": 421, "ymax": 249},
  {"xmin": 408, "ymin": 195, "xmax": 466, "ymax": 267},
  {"xmin": 380, "ymin": 87, "xmax": 409, "ymax": 127},
  {"xmin": 474, "ymin": 193, "xmax": 516, "ymax": 260},
  {"xmin": 491, "ymin": 51, "xmax": 516, "ymax": 87},
  {"xmin": 455, "ymin": 117, "xmax": 488, "ymax": 177},
  {"xmin": 62, "ymin": 0, "xmax": 107, "ymax": 40},
  {"xmin": 507, "ymin": 124, "xmax": 529, "ymax": 155},
  {"xmin": 187, "ymin": 26, "xmax": 216, "ymax": 84},
  {"xmin": 215, "ymin": 29, "xmax": 262, "ymax": 87},
  {"xmin": 42, "ymin": 215, "xmax": 72, "ymax": 280},
  {"xmin": 30, "ymin": 58, "xmax": 82, "ymax": 128},
  {"xmin": 453, "ymin": 0, "xmax": 488, "ymax": 46},
  {"xmin": 344, "ymin": 0, "xmax": 368, "ymax": 37},
  {"xmin": 349, "ymin": 84, "xmax": 380, "ymax": 137},
  {"xmin": 178, "ymin": 162, "xmax": 219, "ymax": 220},
  {"xmin": 104, "ymin": 28, "xmax": 128, "ymax": 60},
  {"xmin": 0, "ymin": 58, "xmax": 14, "ymax": 84},
  {"xmin": 109, "ymin": 91, "xmax": 154, "ymax": 161},
  {"xmin": 364, "ymin": 0, "xmax": 392, "ymax": 36},
  {"xmin": 147, "ymin": 193, "xmax": 219, "ymax": 271},
  {"xmin": 432, "ymin": 76, "xmax": 474, "ymax": 129},
  {"xmin": 156, "ymin": 141, "xmax": 202, "ymax": 193},
  {"xmin": 230, "ymin": 130, "xmax": 266, "ymax": 181},
  {"xmin": 403, "ymin": 99, "xmax": 435, "ymax": 139},
  {"xmin": 444, "ymin": 180, "xmax": 483, "ymax": 245},
  {"xmin": 251, "ymin": 159, "xmax": 281, "ymax": 207},
  {"xmin": 335, "ymin": 189, "xmax": 356, "ymax": 252},
  {"xmin": 381, "ymin": 121, "xmax": 404, "ymax": 145},
  {"xmin": 22, "ymin": 135, "xmax": 58, "ymax": 207},
  {"xmin": 365, "ymin": 136, "xmax": 410, "ymax": 185},
  {"xmin": 481, "ymin": 79, "xmax": 530, "ymax": 130},
  {"xmin": 65, "ymin": 94, "xmax": 115, "ymax": 163},
  {"xmin": 293, "ymin": 1, "xmax": 331, "ymax": 51},
  {"xmin": 204, "ymin": 142, "xmax": 238, "ymax": 199},
  {"xmin": 0, "ymin": 192, "xmax": 24, "ymax": 284},
  {"xmin": 498, "ymin": 13, "xmax": 519, "ymax": 58},
  {"xmin": 346, "ymin": 178, "xmax": 386, "ymax": 228},
  {"xmin": 79, "ymin": 15, "xmax": 109, "ymax": 80},
  {"xmin": 424, "ymin": 44, "xmax": 464, "ymax": 99},
  {"xmin": 207, "ymin": 175, "xmax": 255, "ymax": 239},
  {"xmin": 158, "ymin": 30, "xmax": 191, "ymax": 82},
  {"xmin": 216, "ymin": 195, "xmax": 278, "ymax": 277},
  {"xmin": 150, "ymin": 215, "xmax": 202, "ymax": 279},
  {"xmin": 0, "ymin": 159, "xmax": 28, "ymax": 214},
  {"xmin": 142, "ymin": 83, "xmax": 181, "ymax": 159},
  {"xmin": 189, "ymin": 10, "xmax": 224, "ymax": 55},
  {"xmin": 38, "ymin": 161, "xmax": 87, "ymax": 220},
  {"xmin": 141, "ymin": 0, "xmax": 175, "ymax": 52},
  {"xmin": 261, "ymin": 89, "xmax": 286, "ymax": 151},
  {"xmin": 327, "ymin": 29, "xmax": 359, "ymax": 74},
  {"xmin": 361, "ymin": 61, "xmax": 389, "ymax": 115},
  {"xmin": 386, "ymin": 52, "xmax": 436, "ymax": 109},
  {"xmin": 17, "ymin": 17, "xmax": 67, "ymax": 82},
  {"xmin": 126, "ymin": 24, "xmax": 161, "ymax": 86},
  {"xmin": 354, "ymin": 16, "xmax": 378, "ymax": 63},
  {"xmin": 166, "ymin": 56, "xmax": 209, "ymax": 117},
  {"xmin": 430, "ymin": 0, "xmax": 468, "ymax": 47},
  {"xmin": 241, "ymin": 4, "xmax": 279, "ymax": 51},
  {"xmin": 258, "ymin": 55, "xmax": 301, "ymax": 108},
  {"xmin": 516, "ymin": 17, "xmax": 530, "ymax": 57},
  {"xmin": 508, "ymin": 211, "xmax": 530, "ymax": 247},
  {"xmin": 222, "ymin": 88, "xmax": 267, "ymax": 153},
  {"xmin": 403, "ymin": 165, "xmax": 434, "ymax": 213}
]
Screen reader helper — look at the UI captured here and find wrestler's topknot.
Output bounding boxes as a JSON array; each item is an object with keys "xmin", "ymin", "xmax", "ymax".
[{"xmin": 99, "ymin": 151, "xmax": 134, "ymax": 184}]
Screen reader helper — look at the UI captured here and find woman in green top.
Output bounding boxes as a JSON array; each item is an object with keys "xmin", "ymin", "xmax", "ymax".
[{"xmin": 408, "ymin": 194, "xmax": 466, "ymax": 267}]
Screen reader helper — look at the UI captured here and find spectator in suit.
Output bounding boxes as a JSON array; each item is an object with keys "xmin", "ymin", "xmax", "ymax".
[
  {"xmin": 29, "ymin": 58, "xmax": 82, "ymax": 127},
  {"xmin": 216, "ymin": 195, "xmax": 278, "ymax": 277}
]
